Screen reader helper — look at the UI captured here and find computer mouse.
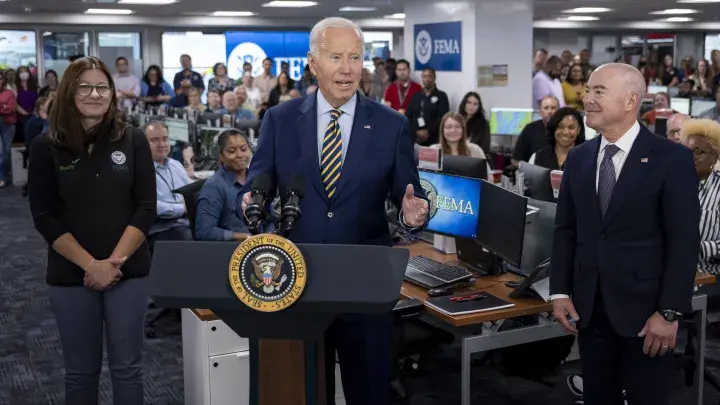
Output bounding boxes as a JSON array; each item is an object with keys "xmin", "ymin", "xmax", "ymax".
[{"xmin": 427, "ymin": 288, "xmax": 453, "ymax": 298}]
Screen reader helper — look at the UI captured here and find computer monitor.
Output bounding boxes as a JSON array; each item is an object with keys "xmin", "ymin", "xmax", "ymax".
[
  {"xmin": 692, "ymin": 99, "xmax": 715, "ymax": 117},
  {"xmin": 234, "ymin": 119, "xmax": 261, "ymax": 139},
  {"xmin": 519, "ymin": 162, "xmax": 554, "ymax": 202},
  {"xmin": 165, "ymin": 118, "xmax": 190, "ymax": 143},
  {"xmin": 647, "ymin": 85, "xmax": 668, "ymax": 95},
  {"xmin": 200, "ymin": 112, "xmax": 224, "ymax": 127},
  {"xmin": 654, "ymin": 117, "xmax": 668, "ymax": 137},
  {"xmin": 519, "ymin": 198, "xmax": 556, "ymax": 274},
  {"xmin": 441, "ymin": 155, "xmax": 488, "ymax": 180},
  {"xmin": 418, "ymin": 170, "xmax": 482, "ymax": 239},
  {"xmin": 671, "ymin": 98, "xmax": 690, "ymax": 115},
  {"xmin": 489, "ymin": 108, "xmax": 534, "ymax": 136},
  {"xmin": 475, "ymin": 181, "xmax": 528, "ymax": 267}
]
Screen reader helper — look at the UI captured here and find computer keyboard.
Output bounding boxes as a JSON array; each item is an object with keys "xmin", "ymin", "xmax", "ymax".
[{"xmin": 407, "ymin": 256, "xmax": 472, "ymax": 283}]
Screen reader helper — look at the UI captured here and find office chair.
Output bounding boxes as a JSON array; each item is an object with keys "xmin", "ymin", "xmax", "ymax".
[
  {"xmin": 677, "ymin": 283, "xmax": 720, "ymax": 404},
  {"xmin": 144, "ymin": 178, "xmax": 207, "ymax": 338},
  {"xmin": 390, "ymin": 299, "xmax": 455, "ymax": 400}
]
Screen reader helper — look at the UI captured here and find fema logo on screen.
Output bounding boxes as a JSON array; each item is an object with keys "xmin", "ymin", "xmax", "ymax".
[
  {"xmin": 227, "ymin": 42, "xmax": 267, "ymax": 78},
  {"xmin": 415, "ymin": 30, "xmax": 432, "ymax": 65}
]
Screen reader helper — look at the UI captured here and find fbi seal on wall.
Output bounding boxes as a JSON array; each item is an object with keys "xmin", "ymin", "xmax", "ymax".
[
  {"xmin": 419, "ymin": 178, "xmax": 439, "ymax": 220},
  {"xmin": 228, "ymin": 233, "xmax": 307, "ymax": 312}
]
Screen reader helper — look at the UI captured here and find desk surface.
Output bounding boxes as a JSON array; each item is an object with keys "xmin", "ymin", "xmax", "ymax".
[
  {"xmin": 191, "ymin": 242, "xmax": 716, "ymax": 325},
  {"xmin": 400, "ymin": 243, "xmax": 716, "ymax": 327}
]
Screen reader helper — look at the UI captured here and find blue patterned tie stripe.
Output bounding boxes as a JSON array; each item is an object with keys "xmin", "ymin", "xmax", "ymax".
[
  {"xmin": 321, "ymin": 109, "xmax": 343, "ymax": 198},
  {"xmin": 598, "ymin": 144, "xmax": 620, "ymax": 218}
]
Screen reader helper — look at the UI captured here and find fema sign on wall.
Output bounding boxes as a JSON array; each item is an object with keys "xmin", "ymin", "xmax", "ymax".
[
  {"xmin": 225, "ymin": 31, "xmax": 310, "ymax": 81},
  {"xmin": 414, "ymin": 22, "xmax": 462, "ymax": 72}
]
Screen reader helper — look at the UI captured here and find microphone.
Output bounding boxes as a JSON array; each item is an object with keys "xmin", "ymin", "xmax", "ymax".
[
  {"xmin": 245, "ymin": 173, "xmax": 272, "ymax": 235},
  {"xmin": 278, "ymin": 175, "xmax": 306, "ymax": 237}
]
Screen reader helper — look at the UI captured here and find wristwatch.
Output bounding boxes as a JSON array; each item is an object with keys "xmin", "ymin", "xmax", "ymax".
[{"xmin": 659, "ymin": 309, "xmax": 682, "ymax": 322}]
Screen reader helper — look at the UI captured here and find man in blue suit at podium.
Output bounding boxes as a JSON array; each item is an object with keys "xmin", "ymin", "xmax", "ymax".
[{"xmin": 239, "ymin": 16, "xmax": 429, "ymax": 405}]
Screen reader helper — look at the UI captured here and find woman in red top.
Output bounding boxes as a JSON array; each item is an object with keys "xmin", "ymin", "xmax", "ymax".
[
  {"xmin": 0, "ymin": 70, "xmax": 17, "ymax": 188},
  {"xmin": 640, "ymin": 92, "xmax": 676, "ymax": 125}
]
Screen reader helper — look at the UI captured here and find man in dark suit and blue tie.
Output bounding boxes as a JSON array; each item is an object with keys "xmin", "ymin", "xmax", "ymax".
[
  {"xmin": 239, "ymin": 17, "xmax": 429, "ymax": 405},
  {"xmin": 550, "ymin": 63, "xmax": 701, "ymax": 405}
]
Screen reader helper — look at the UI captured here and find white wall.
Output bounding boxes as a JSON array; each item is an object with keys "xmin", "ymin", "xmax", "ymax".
[
  {"xmin": 676, "ymin": 32, "xmax": 704, "ymax": 62},
  {"xmin": 404, "ymin": 0, "xmax": 533, "ymax": 111},
  {"xmin": 403, "ymin": 2, "xmax": 475, "ymax": 111},
  {"xmin": 534, "ymin": 30, "xmax": 590, "ymax": 57},
  {"xmin": 474, "ymin": 0, "xmax": 533, "ymax": 110}
]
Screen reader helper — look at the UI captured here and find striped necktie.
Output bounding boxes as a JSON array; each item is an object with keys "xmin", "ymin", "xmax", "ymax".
[{"xmin": 321, "ymin": 109, "xmax": 343, "ymax": 198}]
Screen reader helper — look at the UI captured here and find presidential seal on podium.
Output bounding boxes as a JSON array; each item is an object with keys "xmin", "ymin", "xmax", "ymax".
[{"xmin": 228, "ymin": 233, "xmax": 307, "ymax": 312}]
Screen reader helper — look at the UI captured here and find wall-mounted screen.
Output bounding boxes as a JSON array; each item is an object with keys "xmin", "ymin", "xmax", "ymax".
[{"xmin": 225, "ymin": 31, "xmax": 310, "ymax": 82}]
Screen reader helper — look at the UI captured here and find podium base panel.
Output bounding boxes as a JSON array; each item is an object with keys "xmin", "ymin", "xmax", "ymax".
[{"xmin": 249, "ymin": 338, "xmax": 327, "ymax": 405}]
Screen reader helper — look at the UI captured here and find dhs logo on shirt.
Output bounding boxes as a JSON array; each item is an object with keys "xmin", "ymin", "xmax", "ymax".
[{"xmin": 111, "ymin": 151, "xmax": 129, "ymax": 172}]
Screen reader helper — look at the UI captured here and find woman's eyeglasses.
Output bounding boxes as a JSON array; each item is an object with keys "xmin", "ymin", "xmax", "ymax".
[{"xmin": 77, "ymin": 83, "xmax": 113, "ymax": 97}]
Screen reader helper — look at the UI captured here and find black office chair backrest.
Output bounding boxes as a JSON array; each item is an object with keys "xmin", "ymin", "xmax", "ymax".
[{"xmin": 174, "ymin": 178, "xmax": 208, "ymax": 239}]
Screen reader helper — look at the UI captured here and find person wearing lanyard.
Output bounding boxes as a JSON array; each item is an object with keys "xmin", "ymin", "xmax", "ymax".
[
  {"xmin": 145, "ymin": 120, "xmax": 194, "ymax": 246},
  {"xmin": 28, "ymin": 56, "xmax": 157, "ymax": 404},
  {"xmin": 404, "ymin": 67, "xmax": 449, "ymax": 146},
  {"xmin": 382, "ymin": 59, "xmax": 421, "ymax": 113}
]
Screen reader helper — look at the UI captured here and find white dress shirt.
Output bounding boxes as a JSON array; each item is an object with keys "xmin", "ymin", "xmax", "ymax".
[{"xmin": 550, "ymin": 121, "xmax": 641, "ymax": 301}]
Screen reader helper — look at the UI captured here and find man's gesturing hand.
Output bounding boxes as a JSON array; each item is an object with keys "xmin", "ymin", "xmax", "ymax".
[
  {"xmin": 553, "ymin": 297, "xmax": 580, "ymax": 335},
  {"xmin": 638, "ymin": 312, "xmax": 678, "ymax": 357},
  {"xmin": 402, "ymin": 184, "xmax": 429, "ymax": 227}
]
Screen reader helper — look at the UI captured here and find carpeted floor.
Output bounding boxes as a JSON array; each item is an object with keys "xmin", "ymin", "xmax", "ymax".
[{"xmin": 2, "ymin": 184, "xmax": 720, "ymax": 405}]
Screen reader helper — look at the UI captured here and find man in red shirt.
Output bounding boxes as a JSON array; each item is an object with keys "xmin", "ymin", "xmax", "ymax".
[{"xmin": 383, "ymin": 59, "xmax": 421, "ymax": 114}]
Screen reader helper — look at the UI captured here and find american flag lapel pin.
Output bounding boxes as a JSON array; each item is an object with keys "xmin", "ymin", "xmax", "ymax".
[{"xmin": 641, "ymin": 158, "xmax": 649, "ymax": 163}]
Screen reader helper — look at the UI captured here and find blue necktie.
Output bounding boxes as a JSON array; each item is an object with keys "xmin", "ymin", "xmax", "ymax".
[
  {"xmin": 598, "ymin": 144, "xmax": 621, "ymax": 218},
  {"xmin": 321, "ymin": 109, "xmax": 343, "ymax": 198}
]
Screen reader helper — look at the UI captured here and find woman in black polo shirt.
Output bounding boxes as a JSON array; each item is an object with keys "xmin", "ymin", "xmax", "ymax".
[{"xmin": 28, "ymin": 56, "xmax": 156, "ymax": 405}]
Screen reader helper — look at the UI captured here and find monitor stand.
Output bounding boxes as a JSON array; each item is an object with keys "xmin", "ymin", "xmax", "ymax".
[{"xmin": 433, "ymin": 234, "xmax": 456, "ymax": 254}]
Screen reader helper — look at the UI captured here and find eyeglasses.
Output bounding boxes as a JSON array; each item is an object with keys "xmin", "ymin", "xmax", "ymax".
[
  {"xmin": 77, "ymin": 83, "xmax": 112, "ymax": 97},
  {"xmin": 691, "ymin": 147, "xmax": 717, "ymax": 158}
]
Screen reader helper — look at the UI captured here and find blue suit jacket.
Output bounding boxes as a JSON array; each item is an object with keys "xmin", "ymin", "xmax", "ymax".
[
  {"xmin": 240, "ymin": 91, "xmax": 424, "ymax": 246},
  {"xmin": 550, "ymin": 125, "xmax": 700, "ymax": 337}
]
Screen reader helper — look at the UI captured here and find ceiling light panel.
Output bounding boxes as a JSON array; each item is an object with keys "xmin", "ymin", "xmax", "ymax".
[
  {"xmin": 649, "ymin": 9, "xmax": 699, "ymax": 15},
  {"xmin": 118, "ymin": 0, "xmax": 177, "ymax": 4},
  {"xmin": 85, "ymin": 8, "xmax": 133, "ymax": 14},
  {"xmin": 212, "ymin": 11, "xmax": 254, "ymax": 16},
  {"xmin": 339, "ymin": 7, "xmax": 377, "ymax": 11},
  {"xmin": 562, "ymin": 7, "xmax": 612, "ymax": 13},
  {"xmin": 559, "ymin": 16, "xmax": 599, "ymax": 21},
  {"xmin": 262, "ymin": 1, "xmax": 318, "ymax": 7}
]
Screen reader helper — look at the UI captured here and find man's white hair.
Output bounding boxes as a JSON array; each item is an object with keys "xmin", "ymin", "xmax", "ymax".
[{"xmin": 309, "ymin": 17, "xmax": 364, "ymax": 57}]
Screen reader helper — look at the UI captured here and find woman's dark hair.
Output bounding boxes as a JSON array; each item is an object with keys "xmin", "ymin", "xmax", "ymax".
[
  {"xmin": 567, "ymin": 63, "xmax": 585, "ymax": 84},
  {"xmin": 16, "ymin": 65, "xmax": 38, "ymax": 91},
  {"xmin": 143, "ymin": 65, "xmax": 165, "ymax": 85},
  {"xmin": 276, "ymin": 71, "xmax": 290, "ymax": 90},
  {"xmin": 45, "ymin": 69, "xmax": 58, "ymax": 80},
  {"xmin": 545, "ymin": 107, "xmax": 585, "ymax": 147},
  {"xmin": 49, "ymin": 56, "xmax": 125, "ymax": 154},
  {"xmin": 213, "ymin": 62, "xmax": 227, "ymax": 76},
  {"xmin": 217, "ymin": 129, "xmax": 250, "ymax": 156},
  {"xmin": 459, "ymin": 91, "xmax": 486, "ymax": 119}
]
